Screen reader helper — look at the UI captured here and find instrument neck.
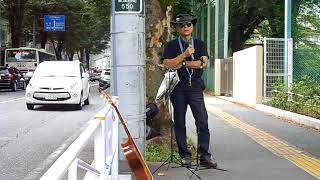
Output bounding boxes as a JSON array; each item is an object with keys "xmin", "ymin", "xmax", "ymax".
[{"xmin": 112, "ymin": 103, "xmax": 132, "ymax": 137}]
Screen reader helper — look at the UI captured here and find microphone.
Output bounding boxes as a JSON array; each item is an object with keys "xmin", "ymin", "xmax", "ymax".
[
  {"xmin": 188, "ymin": 39, "xmax": 193, "ymax": 48},
  {"xmin": 188, "ymin": 40, "xmax": 194, "ymax": 60}
]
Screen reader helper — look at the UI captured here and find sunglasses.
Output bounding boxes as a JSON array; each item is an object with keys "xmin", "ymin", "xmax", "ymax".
[{"xmin": 178, "ymin": 22, "xmax": 193, "ymax": 28}]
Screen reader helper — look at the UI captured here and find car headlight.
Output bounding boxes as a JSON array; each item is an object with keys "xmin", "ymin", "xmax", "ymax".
[{"xmin": 69, "ymin": 82, "xmax": 79, "ymax": 89}]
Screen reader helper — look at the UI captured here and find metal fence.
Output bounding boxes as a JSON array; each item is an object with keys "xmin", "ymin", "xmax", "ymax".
[
  {"xmin": 293, "ymin": 49, "xmax": 320, "ymax": 83},
  {"xmin": 263, "ymin": 38, "xmax": 286, "ymax": 98},
  {"xmin": 40, "ymin": 99, "xmax": 120, "ymax": 180}
]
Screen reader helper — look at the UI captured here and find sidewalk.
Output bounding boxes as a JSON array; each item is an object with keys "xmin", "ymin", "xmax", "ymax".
[{"xmin": 134, "ymin": 96, "xmax": 320, "ymax": 180}]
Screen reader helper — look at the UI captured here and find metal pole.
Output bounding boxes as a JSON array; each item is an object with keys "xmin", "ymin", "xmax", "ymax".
[
  {"xmin": 111, "ymin": 0, "xmax": 146, "ymax": 158},
  {"xmin": 111, "ymin": 1, "xmax": 117, "ymax": 95},
  {"xmin": 206, "ymin": 0, "xmax": 211, "ymax": 89},
  {"xmin": 224, "ymin": 0, "xmax": 229, "ymax": 58},
  {"xmin": 284, "ymin": 0, "xmax": 292, "ymax": 85},
  {"xmin": 215, "ymin": 0, "xmax": 219, "ymax": 59},
  {"xmin": 200, "ymin": 7, "xmax": 205, "ymax": 41},
  {"xmin": 207, "ymin": 0, "xmax": 211, "ymax": 59}
]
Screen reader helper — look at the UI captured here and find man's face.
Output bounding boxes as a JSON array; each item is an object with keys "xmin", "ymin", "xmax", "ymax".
[{"xmin": 176, "ymin": 22, "xmax": 193, "ymax": 36}]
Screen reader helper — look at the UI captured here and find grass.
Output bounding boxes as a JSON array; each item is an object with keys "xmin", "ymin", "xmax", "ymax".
[
  {"xmin": 146, "ymin": 137, "xmax": 197, "ymax": 162},
  {"xmin": 146, "ymin": 144, "xmax": 180, "ymax": 162}
]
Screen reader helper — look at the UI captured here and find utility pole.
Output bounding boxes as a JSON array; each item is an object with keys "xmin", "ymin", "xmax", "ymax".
[{"xmin": 111, "ymin": 0, "xmax": 146, "ymax": 159}]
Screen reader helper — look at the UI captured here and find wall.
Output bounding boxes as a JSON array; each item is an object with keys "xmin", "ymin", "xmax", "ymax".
[{"xmin": 233, "ymin": 46, "xmax": 263, "ymax": 107}]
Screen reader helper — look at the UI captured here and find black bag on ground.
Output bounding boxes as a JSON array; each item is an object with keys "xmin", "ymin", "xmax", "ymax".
[{"xmin": 146, "ymin": 103, "xmax": 159, "ymax": 122}]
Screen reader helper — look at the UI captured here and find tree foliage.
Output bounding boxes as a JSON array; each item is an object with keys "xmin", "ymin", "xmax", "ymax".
[
  {"xmin": 1, "ymin": 0, "xmax": 110, "ymax": 65},
  {"xmin": 293, "ymin": 1, "xmax": 320, "ymax": 48},
  {"xmin": 2, "ymin": 0, "xmax": 29, "ymax": 47}
]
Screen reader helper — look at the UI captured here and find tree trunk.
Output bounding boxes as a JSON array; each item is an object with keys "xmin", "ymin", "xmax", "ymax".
[
  {"xmin": 68, "ymin": 53, "xmax": 74, "ymax": 61},
  {"xmin": 85, "ymin": 48, "xmax": 91, "ymax": 70},
  {"xmin": 8, "ymin": 0, "xmax": 28, "ymax": 47},
  {"xmin": 56, "ymin": 38, "xmax": 65, "ymax": 60},
  {"xmin": 145, "ymin": 0, "xmax": 173, "ymax": 141},
  {"xmin": 40, "ymin": 31, "xmax": 48, "ymax": 49}
]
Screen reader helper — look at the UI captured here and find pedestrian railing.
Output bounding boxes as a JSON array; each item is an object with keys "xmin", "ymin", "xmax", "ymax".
[{"xmin": 40, "ymin": 97, "xmax": 119, "ymax": 180}]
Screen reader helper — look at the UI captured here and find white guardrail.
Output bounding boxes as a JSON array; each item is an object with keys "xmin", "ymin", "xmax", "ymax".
[{"xmin": 40, "ymin": 97, "xmax": 119, "ymax": 180}]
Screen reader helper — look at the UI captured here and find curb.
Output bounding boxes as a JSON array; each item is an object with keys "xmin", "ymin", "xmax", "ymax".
[
  {"xmin": 215, "ymin": 96, "xmax": 320, "ymax": 130},
  {"xmin": 255, "ymin": 104, "xmax": 320, "ymax": 130}
]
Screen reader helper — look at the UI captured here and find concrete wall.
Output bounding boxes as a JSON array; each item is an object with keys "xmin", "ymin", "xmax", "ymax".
[
  {"xmin": 215, "ymin": 59, "xmax": 223, "ymax": 95},
  {"xmin": 233, "ymin": 46, "xmax": 263, "ymax": 107}
]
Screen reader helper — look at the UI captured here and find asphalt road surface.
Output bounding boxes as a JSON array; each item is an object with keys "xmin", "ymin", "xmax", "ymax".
[{"xmin": 0, "ymin": 83, "xmax": 105, "ymax": 180}]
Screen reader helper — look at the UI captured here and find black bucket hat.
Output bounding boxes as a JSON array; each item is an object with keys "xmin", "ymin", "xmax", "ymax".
[{"xmin": 171, "ymin": 14, "xmax": 197, "ymax": 27}]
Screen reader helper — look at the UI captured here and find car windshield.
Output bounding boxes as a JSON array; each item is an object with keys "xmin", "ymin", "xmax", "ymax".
[{"xmin": 33, "ymin": 63, "xmax": 79, "ymax": 77}]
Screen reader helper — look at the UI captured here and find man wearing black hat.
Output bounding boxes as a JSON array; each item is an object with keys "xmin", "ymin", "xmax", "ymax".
[{"xmin": 162, "ymin": 14, "xmax": 217, "ymax": 169}]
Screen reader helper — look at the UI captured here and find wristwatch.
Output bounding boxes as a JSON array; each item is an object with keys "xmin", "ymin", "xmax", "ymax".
[
  {"xmin": 200, "ymin": 57, "xmax": 205, "ymax": 64},
  {"xmin": 200, "ymin": 57, "xmax": 204, "ymax": 68},
  {"xmin": 182, "ymin": 60, "xmax": 186, "ymax": 66}
]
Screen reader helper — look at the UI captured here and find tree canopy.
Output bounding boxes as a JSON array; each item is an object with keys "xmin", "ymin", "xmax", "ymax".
[{"xmin": 1, "ymin": 0, "xmax": 110, "ymax": 64}]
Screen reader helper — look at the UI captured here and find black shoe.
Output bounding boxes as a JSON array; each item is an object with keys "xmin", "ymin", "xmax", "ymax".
[
  {"xmin": 181, "ymin": 156, "xmax": 192, "ymax": 168},
  {"xmin": 200, "ymin": 158, "xmax": 218, "ymax": 168}
]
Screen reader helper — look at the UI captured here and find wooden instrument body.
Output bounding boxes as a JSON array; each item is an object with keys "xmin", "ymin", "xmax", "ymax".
[
  {"xmin": 101, "ymin": 91, "xmax": 153, "ymax": 180},
  {"xmin": 121, "ymin": 138, "xmax": 153, "ymax": 180}
]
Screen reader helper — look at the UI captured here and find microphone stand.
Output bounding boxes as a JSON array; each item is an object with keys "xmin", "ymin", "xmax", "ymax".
[
  {"xmin": 152, "ymin": 70, "xmax": 201, "ymax": 179},
  {"xmin": 189, "ymin": 132, "xmax": 227, "ymax": 179}
]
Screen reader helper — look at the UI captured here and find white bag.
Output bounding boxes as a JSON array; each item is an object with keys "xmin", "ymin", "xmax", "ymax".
[{"xmin": 156, "ymin": 70, "xmax": 180, "ymax": 101}]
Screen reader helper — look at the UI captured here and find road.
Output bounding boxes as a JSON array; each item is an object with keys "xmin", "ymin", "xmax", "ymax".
[{"xmin": 0, "ymin": 84, "xmax": 105, "ymax": 180}]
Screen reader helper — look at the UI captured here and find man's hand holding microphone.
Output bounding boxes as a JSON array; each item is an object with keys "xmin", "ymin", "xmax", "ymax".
[{"xmin": 183, "ymin": 46, "xmax": 195, "ymax": 58}]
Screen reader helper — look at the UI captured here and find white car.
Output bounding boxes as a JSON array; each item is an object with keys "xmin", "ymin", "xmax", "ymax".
[
  {"xmin": 100, "ymin": 70, "xmax": 111, "ymax": 84},
  {"xmin": 25, "ymin": 61, "xmax": 90, "ymax": 110}
]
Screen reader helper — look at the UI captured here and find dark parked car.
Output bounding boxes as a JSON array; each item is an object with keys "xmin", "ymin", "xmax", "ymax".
[
  {"xmin": 89, "ymin": 69, "xmax": 101, "ymax": 82},
  {"xmin": 0, "ymin": 66, "xmax": 27, "ymax": 91},
  {"xmin": 98, "ymin": 79, "xmax": 110, "ymax": 92}
]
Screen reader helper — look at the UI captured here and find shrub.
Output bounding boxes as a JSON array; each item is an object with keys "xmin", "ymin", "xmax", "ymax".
[{"xmin": 267, "ymin": 76, "xmax": 320, "ymax": 119}]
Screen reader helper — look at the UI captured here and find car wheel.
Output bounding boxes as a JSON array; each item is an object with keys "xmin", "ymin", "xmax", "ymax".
[
  {"xmin": 12, "ymin": 82, "xmax": 17, "ymax": 92},
  {"xmin": 84, "ymin": 94, "xmax": 89, "ymax": 105},
  {"xmin": 22, "ymin": 82, "xmax": 26, "ymax": 90},
  {"xmin": 75, "ymin": 94, "xmax": 83, "ymax": 110},
  {"xmin": 26, "ymin": 103, "xmax": 34, "ymax": 110}
]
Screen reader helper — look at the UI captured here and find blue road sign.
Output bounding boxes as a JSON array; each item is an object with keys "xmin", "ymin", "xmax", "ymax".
[{"xmin": 44, "ymin": 15, "xmax": 65, "ymax": 32}]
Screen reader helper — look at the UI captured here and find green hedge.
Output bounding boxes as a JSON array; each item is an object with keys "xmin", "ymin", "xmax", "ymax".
[{"xmin": 267, "ymin": 77, "xmax": 320, "ymax": 119}]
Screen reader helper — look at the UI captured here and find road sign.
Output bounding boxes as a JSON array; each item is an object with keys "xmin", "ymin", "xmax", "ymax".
[
  {"xmin": 44, "ymin": 15, "xmax": 65, "ymax": 32},
  {"xmin": 115, "ymin": 0, "xmax": 142, "ymax": 13}
]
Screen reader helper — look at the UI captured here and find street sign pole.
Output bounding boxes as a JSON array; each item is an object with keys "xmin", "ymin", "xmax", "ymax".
[{"xmin": 111, "ymin": 0, "xmax": 146, "ymax": 159}]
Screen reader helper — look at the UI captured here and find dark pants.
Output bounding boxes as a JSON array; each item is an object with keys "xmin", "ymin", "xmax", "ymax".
[{"xmin": 171, "ymin": 90, "xmax": 211, "ymax": 159}]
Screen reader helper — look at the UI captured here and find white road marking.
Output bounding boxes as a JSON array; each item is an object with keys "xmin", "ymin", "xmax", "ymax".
[{"xmin": 0, "ymin": 97, "xmax": 25, "ymax": 104}]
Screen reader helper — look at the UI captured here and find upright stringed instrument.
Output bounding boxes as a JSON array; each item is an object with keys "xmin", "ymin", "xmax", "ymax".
[{"xmin": 101, "ymin": 91, "xmax": 153, "ymax": 180}]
